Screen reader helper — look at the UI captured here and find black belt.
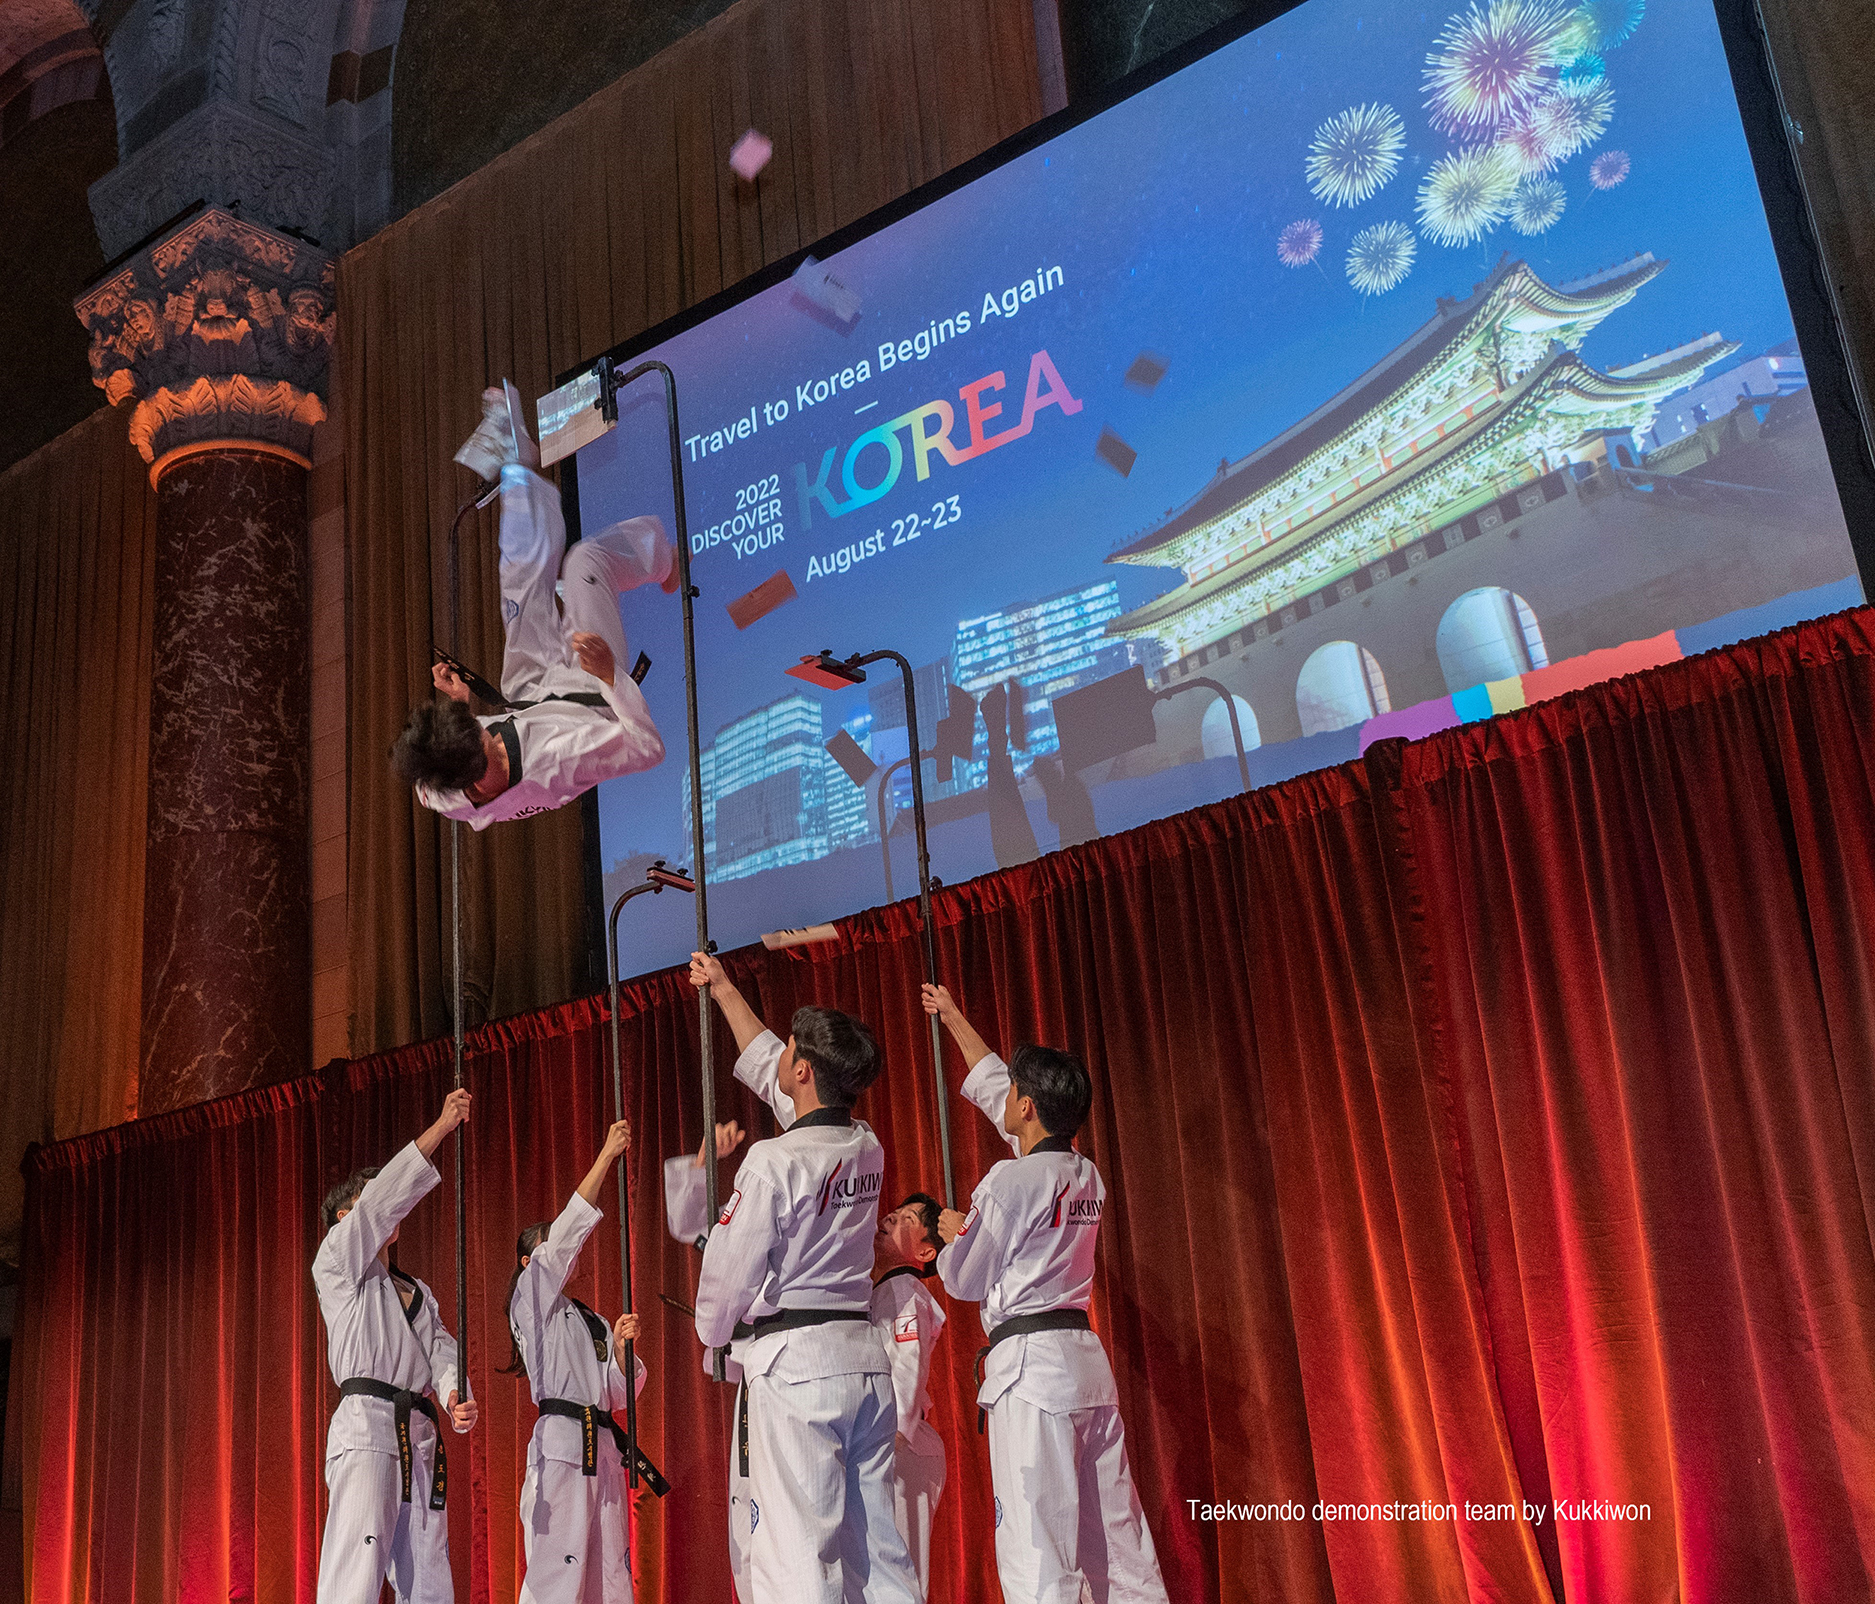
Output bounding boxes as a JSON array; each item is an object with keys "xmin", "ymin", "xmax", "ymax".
[
  {"xmin": 537, "ymin": 1399, "xmax": 671, "ymax": 1496},
  {"xmin": 339, "ymin": 1378, "xmax": 447, "ymax": 1508},
  {"xmin": 974, "ymin": 1309, "xmax": 1093, "ymax": 1432},
  {"xmin": 507, "ymin": 691, "xmax": 609, "ymax": 709},
  {"xmin": 731, "ymin": 1306, "xmax": 869, "ymax": 1342},
  {"xmin": 729, "ymin": 1308, "xmax": 869, "ymax": 1474}
]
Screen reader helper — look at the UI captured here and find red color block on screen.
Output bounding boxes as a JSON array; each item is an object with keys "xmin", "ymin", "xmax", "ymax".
[
  {"xmin": 727, "ymin": 569, "xmax": 798, "ymax": 630},
  {"xmin": 1521, "ymin": 632, "xmax": 1682, "ymax": 705}
]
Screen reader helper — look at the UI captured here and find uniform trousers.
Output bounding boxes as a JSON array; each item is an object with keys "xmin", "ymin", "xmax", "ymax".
[
  {"xmin": 744, "ymin": 1369, "xmax": 922, "ymax": 1604},
  {"xmin": 517, "ymin": 1450, "xmax": 633, "ymax": 1604},
  {"xmin": 498, "ymin": 466, "xmax": 667, "ymax": 698},
  {"xmin": 985, "ymin": 1394, "xmax": 1169, "ymax": 1604},
  {"xmin": 892, "ymin": 1438, "xmax": 946, "ymax": 1601},
  {"xmin": 841, "ymin": 1434, "xmax": 945, "ymax": 1603},
  {"xmin": 728, "ymin": 1395, "xmax": 754, "ymax": 1604},
  {"xmin": 317, "ymin": 1441, "xmax": 450, "ymax": 1604}
]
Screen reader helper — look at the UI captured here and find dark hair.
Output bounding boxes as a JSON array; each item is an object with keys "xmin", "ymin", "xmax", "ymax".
[
  {"xmin": 789, "ymin": 1005, "xmax": 881, "ymax": 1110},
  {"xmin": 1010, "ymin": 1044, "xmax": 1093, "ymax": 1139},
  {"xmin": 899, "ymin": 1192, "xmax": 942, "ymax": 1255},
  {"xmin": 322, "ymin": 1166, "xmax": 380, "ymax": 1228},
  {"xmin": 391, "ymin": 698, "xmax": 488, "ymax": 791},
  {"xmin": 499, "ymin": 1221, "xmax": 552, "ymax": 1378}
]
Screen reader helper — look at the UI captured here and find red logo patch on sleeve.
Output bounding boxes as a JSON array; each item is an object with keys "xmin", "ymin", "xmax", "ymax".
[
  {"xmin": 893, "ymin": 1312, "xmax": 920, "ymax": 1344},
  {"xmin": 717, "ymin": 1189, "xmax": 742, "ymax": 1225},
  {"xmin": 958, "ymin": 1206, "xmax": 979, "ymax": 1238}
]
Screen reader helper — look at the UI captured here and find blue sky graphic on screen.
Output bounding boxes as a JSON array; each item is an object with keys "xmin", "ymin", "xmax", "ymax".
[{"xmin": 572, "ymin": 0, "xmax": 1862, "ymax": 976}]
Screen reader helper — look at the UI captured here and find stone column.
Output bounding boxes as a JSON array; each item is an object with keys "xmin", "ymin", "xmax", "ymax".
[{"xmin": 76, "ymin": 208, "xmax": 335, "ymax": 1114}]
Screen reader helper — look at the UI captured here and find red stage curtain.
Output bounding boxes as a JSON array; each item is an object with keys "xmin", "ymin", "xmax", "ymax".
[
  {"xmin": 1397, "ymin": 612, "xmax": 1875, "ymax": 1604},
  {"xmin": 15, "ymin": 609, "xmax": 1875, "ymax": 1603},
  {"xmin": 14, "ymin": 1075, "xmax": 325, "ymax": 1604}
]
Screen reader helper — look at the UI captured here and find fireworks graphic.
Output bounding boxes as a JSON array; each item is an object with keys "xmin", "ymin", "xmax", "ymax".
[
  {"xmin": 1589, "ymin": 148, "xmax": 1632, "ymax": 189},
  {"xmin": 1561, "ymin": 50, "xmax": 1606, "ymax": 82},
  {"xmin": 1306, "ymin": 104, "xmax": 1408, "ymax": 207},
  {"xmin": 1510, "ymin": 177, "xmax": 1567, "ymax": 234},
  {"xmin": 1417, "ymin": 145, "xmax": 1518, "ymax": 247},
  {"xmin": 1577, "ymin": 0, "xmax": 1645, "ymax": 50},
  {"xmin": 1529, "ymin": 75, "xmax": 1614, "ymax": 161},
  {"xmin": 1497, "ymin": 106, "xmax": 1563, "ymax": 175},
  {"xmin": 1277, "ymin": 219, "xmax": 1326, "ymax": 268},
  {"xmin": 1346, "ymin": 223, "xmax": 1418, "ymax": 295},
  {"xmin": 1424, "ymin": 0, "xmax": 1575, "ymax": 137}
]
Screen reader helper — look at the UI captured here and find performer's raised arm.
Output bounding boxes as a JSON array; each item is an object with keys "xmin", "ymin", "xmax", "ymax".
[
  {"xmin": 663, "ymin": 1121, "xmax": 745, "ymax": 1246},
  {"xmin": 690, "ymin": 952, "xmax": 797, "ymax": 1129},
  {"xmin": 923, "ymin": 984, "xmax": 1019, "ymax": 1155},
  {"xmin": 314, "ymin": 1090, "xmax": 470, "ymax": 1296}
]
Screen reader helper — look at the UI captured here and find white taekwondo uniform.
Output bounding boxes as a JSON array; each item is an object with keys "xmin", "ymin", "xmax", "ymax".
[
  {"xmin": 852, "ymin": 1267, "xmax": 947, "ymax": 1602},
  {"xmin": 312, "ymin": 1142, "xmax": 464, "ymax": 1604},
  {"xmin": 416, "ymin": 464, "xmax": 668, "ymax": 828},
  {"xmin": 665, "ymin": 1155, "xmax": 755, "ymax": 1603},
  {"xmin": 510, "ymin": 1191, "xmax": 649, "ymax": 1604},
  {"xmin": 937, "ymin": 1055, "xmax": 1169, "ymax": 1604},
  {"xmin": 693, "ymin": 1030, "xmax": 922, "ymax": 1604}
]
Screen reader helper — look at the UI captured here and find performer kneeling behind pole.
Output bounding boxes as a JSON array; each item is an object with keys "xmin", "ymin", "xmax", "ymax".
[
  {"xmin": 503, "ymin": 1117, "xmax": 648, "ymax": 1604},
  {"xmin": 664, "ymin": 1121, "xmax": 756, "ymax": 1604},
  {"xmin": 314, "ymin": 1090, "xmax": 479, "ymax": 1604},
  {"xmin": 922, "ymin": 985, "xmax": 1171, "ymax": 1604},
  {"xmin": 688, "ymin": 951, "xmax": 922, "ymax": 1604},
  {"xmin": 391, "ymin": 387, "xmax": 674, "ymax": 826},
  {"xmin": 863, "ymin": 1194, "xmax": 950, "ymax": 1604}
]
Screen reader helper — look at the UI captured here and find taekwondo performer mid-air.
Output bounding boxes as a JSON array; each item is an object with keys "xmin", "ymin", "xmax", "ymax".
[{"xmin": 392, "ymin": 384, "xmax": 673, "ymax": 826}]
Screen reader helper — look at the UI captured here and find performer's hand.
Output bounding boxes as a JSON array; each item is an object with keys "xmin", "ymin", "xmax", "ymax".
[
  {"xmin": 938, "ymin": 1208, "xmax": 967, "ymax": 1244},
  {"xmin": 431, "ymin": 661, "xmax": 472, "ymax": 704},
  {"xmin": 613, "ymin": 1312, "xmax": 640, "ymax": 1347},
  {"xmin": 571, "ymin": 631, "xmax": 616, "ymax": 686},
  {"xmin": 447, "ymin": 1390, "xmax": 478, "ymax": 1433},
  {"xmin": 417, "ymin": 1088, "xmax": 472, "ymax": 1159},
  {"xmin": 695, "ymin": 1120, "xmax": 744, "ymax": 1168},
  {"xmin": 921, "ymin": 983, "xmax": 960, "ymax": 1024},
  {"xmin": 600, "ymin": 1118, "xmax": 632, "ymax": 1164},
  {"xmin": 688, "ymin": 951, "xmax": 727, "ymax": 992}
]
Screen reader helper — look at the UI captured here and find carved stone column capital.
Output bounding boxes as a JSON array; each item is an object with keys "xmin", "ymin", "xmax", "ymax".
[{"xmin": 74, "ymin": 205, "xmax": 335, "ymax": 481}]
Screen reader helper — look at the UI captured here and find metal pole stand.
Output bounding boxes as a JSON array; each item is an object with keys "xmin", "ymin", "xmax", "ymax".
[
  {"xmin": 600, "ymin": 359, "xmax": 722, "ymax": 1377},
  {"xmin": 607, "ymin": 863, "xmax": 694, "ymax": 1496},
  {"xmin": 1156, "ymin": 675, "xmax": 1252, "ymax": 792},
  {"xmin": 796, "ymin": 649, "xmax": 956, "ymax": 1210}
]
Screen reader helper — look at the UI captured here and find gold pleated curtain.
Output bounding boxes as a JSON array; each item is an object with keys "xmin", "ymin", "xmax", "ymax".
[
  {"xmin": 339, "ymin": 0, "xmax": 1043, "ymax": 1052},
  {"xmin": 0, "ymin": 404, "xmax": 155, "ymax": 1263}
]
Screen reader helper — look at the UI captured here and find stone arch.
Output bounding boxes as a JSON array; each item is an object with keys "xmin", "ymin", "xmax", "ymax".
[
  {"xmin": 1296, "ymin": 641, "xmax": 1390, "ymax": 736},
  {"xmin": 1200, "ymin": 693, "xmax": 1261, "ymax": 759},
  {"xmin": 1436, "ymin": 587, "xmax": 1549, "ymax": 692}
]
